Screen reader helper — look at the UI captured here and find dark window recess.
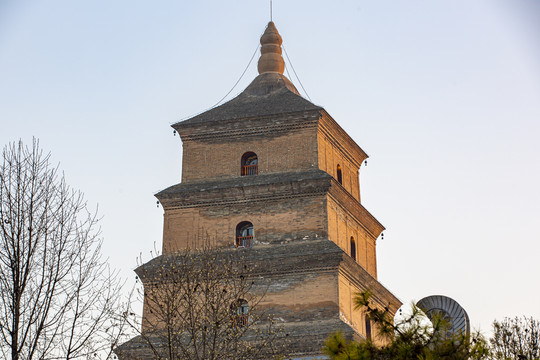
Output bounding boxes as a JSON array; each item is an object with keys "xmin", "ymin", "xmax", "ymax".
[
  {"xmin": 241, "ymin": 152, "xmax": 258, "ymax": 176},
  {"xmin": 231, "ymin": 299, "xmax": 249, "ymax": 326},
  {"xmin": 337, "ymin": 164, "xmax": 342, "ymax": 184},
  {"xmin": 350, "ymin": 237, "xmax": 356, "ymax": 261},
  {"xmin": 236, "ymin": 221, "xmax": 254, "ymax": 248},
  {"xmin": 365, "ymin": 317, "xmax": 372, "ymax": 341}
]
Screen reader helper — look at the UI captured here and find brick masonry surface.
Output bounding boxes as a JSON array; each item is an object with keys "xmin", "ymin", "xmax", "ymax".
[{"xmin": 117, "ymin": 71, "xmax": 401, "ymax": 359}]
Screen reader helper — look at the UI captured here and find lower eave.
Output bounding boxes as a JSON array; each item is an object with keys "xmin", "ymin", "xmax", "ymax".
[{"xmin": 155, "ymin": 170, "xmax": 332, "ymax": 209}]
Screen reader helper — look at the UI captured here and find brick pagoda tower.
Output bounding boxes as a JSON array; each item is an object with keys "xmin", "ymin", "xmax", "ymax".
[{"xmin": 118, "ymin": 22, "xmax": 401, "ymax": 359}]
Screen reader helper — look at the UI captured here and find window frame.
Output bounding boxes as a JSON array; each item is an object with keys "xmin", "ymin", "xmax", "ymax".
[
  {"xmin": 241, "ymin": 152, "xmax": 258, "ymax": 176},
  {"xmin": 235, "ymin": 221, "xmax": 254, "ymax": 248}
]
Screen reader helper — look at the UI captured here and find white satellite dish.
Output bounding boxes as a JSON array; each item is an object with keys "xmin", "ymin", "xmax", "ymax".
[{"xmin": 416, "ymin": 295, "xmax": 470, "ymax": 336}]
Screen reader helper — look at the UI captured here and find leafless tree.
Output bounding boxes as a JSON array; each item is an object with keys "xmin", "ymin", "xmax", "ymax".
[
  {"xmin": 115, "ymin": 245, "xmax": 284, "ymax": 360},
  {"xmin": 0, "ymin": 140, "xmax": 125, "ymax": 360},
  {"xmin": 490, "ymin": 316, "xmax": 540, "ymax": 360}
]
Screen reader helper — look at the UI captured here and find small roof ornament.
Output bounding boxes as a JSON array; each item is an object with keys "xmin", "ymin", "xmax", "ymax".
[{"xmin": 257, "ymin": 22, "xmax": 285, "ymax": 75}]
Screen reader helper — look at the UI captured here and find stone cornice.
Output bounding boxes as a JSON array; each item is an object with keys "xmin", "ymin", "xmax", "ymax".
[
  {"xmin": 328, "ymin": 179, "xmax": 385, "ymax": 240},
  {"xmin": 175, "ymin": 110, "xmax": 320, "ymax": 142},
  {"xmin": 136, "ymin": 240, "xmax": 400, "ymax": 313},
  {"xmin": 163, "ymin": 190, "xmax": 327, "ymax": 210},
  {"xmin": 339, "ymin": 255, "xmax": 402, "ymax": 313},
  {"xmin": 137, "ymin": 240, "xmax": 343, "ymax": 282},
  {"xmin": 157, "ymin": 170, "xmax": 332, "ymax": 210},
  {"xmin": 319, "ymin": 110, "xmax": 368, "ymax": 168}
]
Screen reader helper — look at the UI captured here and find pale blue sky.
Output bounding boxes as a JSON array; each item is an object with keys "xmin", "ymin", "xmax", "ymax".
[{"xmin": 1, "ymin": 0, "xmax": 539, "ymax": 334}]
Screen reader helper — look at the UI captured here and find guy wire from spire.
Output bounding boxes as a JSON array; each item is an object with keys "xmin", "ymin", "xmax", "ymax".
[
  {"xmin": 213, "ymin": 43, "xmax": 261, "ymax": 108},
  {"xmin": 175, "ymin": 43, "xmax": 261, "ymax": 123},
  {"xmin": 282, "ymin": 44, "xmax": 312, "ymax": 102},
  {"xmin": 285, "ymin": 63, "xmax": 293, "ymax": 86}
]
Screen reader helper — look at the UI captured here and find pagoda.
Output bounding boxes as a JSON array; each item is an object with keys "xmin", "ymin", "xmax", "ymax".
[{"xmin": 117, "ymin": 21, "xmax": 401, "ymax": 359}]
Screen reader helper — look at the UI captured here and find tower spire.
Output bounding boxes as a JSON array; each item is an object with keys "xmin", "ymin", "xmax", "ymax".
[{"xmin": 257, "ymin": 22, "xmax": 285, "ymax": 75}]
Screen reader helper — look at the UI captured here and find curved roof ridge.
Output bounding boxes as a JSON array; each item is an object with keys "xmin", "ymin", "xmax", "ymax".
[{"xmin": 174, "ymin": 73, "xmax": 322, "ymax": 127}]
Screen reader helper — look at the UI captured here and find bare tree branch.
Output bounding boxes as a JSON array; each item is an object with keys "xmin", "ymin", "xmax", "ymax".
[
  {"xmin": 490, "ymin": 316, "xmax": 540, "ymax": 360},
  {"xmin": 0, "ymin": 139, "xmax": 126, "ymax": 360},
  {"xmin": 116, "ymin": 244, "xmax": 285, "ymax": 360}
]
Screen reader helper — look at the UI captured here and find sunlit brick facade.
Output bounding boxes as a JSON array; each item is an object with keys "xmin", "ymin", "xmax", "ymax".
[{"xmin": 117, "ymin": 21, "xmax": 401, "ymax": 359}]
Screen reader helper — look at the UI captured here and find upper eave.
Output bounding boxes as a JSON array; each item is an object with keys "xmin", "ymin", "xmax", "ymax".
[
  {"xmin": 173, "ymin": 72, "xmax": 323, "ymax": 132},
  {"xmin": 171, "ymin": 73, "xmax": 368, "ymax": 169},
  {"xmin": 174, "ymin": 110, "xmax": 321, "ymax": 142}
]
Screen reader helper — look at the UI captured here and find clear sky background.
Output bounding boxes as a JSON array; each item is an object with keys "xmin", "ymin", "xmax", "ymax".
[{"xmin": 1, "ymin": 0, "xmax": 539, "ymax": 335}]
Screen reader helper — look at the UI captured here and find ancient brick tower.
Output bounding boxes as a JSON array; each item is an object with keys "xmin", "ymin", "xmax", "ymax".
[{"xmin": 119, "ymin": 22, "xmax": 401, "ymax": 359}]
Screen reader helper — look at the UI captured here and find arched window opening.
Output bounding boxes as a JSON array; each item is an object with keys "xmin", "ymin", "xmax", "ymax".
[
  {"xmin": 365, "ymin": 316, "xmax": 372, "ymax": 341},
  {"xmin": 241, "ymin": 152, "xmax": 258, "ymax": 176},
  {"xmin": 336, "ymin": 164, "xmax": 343, "ymax": 184},
  {"xmin": 350, "ymin": 237, "xmax": 356, "ymax": 261},
  {"xmin": 236, "ymin": 221, "xmax": 254, "ymax": 248},
  {"xmin": 231, "ymin": 299, "xmax": 249, "ymax": 326}
]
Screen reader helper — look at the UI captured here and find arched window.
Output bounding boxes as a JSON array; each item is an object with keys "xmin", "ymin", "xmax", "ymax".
[
  {"xmin": 241, "ymin": 152, "xmax": 258, "ymax": 176},
  {"xmin": 231, "ymin": 299, "xmax": 249, "ymax": 326},
  {"xmin": 336, "ymin": 164, "xmax": 342, "ymax": 184},
  {"xmin": 365, "ymin": 316, "xmax": 372, "ymax": 341},
  {"xmin": 236, "ymin": 221, "xmax": 254, "ymax": 248},
  {"xmin": 350, "ymin": 237, "xmax": 356, "ymax": 261}
]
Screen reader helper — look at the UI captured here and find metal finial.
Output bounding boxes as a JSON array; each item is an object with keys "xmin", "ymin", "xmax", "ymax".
[{"xmin": 270, "ymin": 0, "xmax": 273, "ymax": 21}]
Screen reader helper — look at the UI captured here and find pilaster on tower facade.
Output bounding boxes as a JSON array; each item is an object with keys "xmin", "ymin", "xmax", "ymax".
[{"xmin": 118, "ymin": 22, "xmax": 401, "ymax": 359}]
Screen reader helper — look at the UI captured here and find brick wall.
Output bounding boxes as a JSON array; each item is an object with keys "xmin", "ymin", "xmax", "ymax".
[
  {"xmin": 317, "ymin": 112, "xmax": 368, "ymax": 202},
  {"xmin": 327, "ymin": 195, "xmax": 378, "ymax": 278},
  {"xmin": 338, "ymin": 256, "xmax": 402, "ymax": 345},
  {"xmin": 162, "ymin": 194, "xmax": 328, "ymax": 252},
  {"xmin": 181, "ymin": 126, "xmax": 319, "ymax": 183},
  {"xmin": 259, "ymin": 271, "xmax": 339, "ymax": 322},
  {"xmin": 317, "ymin": 129, "xmax": 361, "ymax": 201}
]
